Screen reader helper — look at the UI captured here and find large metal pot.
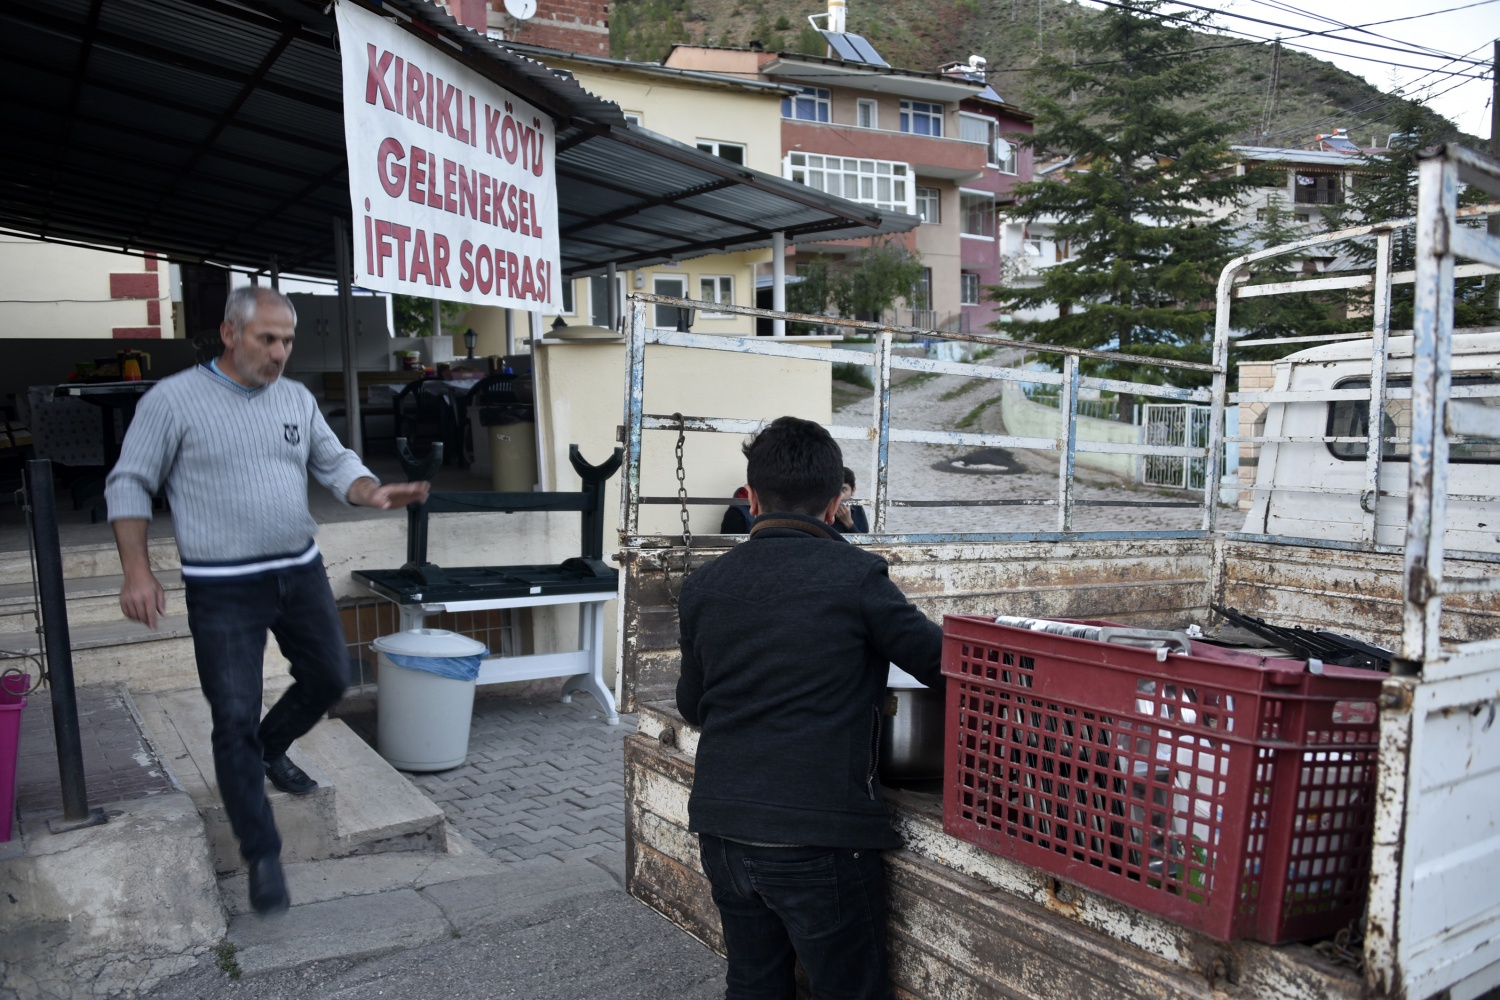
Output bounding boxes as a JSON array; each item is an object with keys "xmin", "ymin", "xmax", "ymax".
[{"xmin": 879, "ymin": 666, "xmax": 945, "ymax": 782}]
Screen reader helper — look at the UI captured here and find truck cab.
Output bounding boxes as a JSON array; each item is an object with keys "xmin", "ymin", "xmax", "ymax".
[{"xmin": 1243, "ymin": 331, "xmax": 1500, "ymax": 553}]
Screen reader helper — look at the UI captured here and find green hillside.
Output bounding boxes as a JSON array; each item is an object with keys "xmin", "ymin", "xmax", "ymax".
[{"xmin": 609, "ymin": 0, "xmax": 1477, "ymax": 148}]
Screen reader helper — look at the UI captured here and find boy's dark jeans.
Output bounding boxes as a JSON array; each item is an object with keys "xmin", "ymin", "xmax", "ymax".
[
  {"xmin": 699, "ymin": 834, "xmax": 891, "ymax": 1000},
  {"xmin": 184, "ymin": 559, "xmax": 349, "ymax": 863}
]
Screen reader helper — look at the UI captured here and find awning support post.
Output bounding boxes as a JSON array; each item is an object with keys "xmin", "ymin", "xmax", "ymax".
[
  {"xmin": 607, "ymin": 263, "xmax": 618, "ymax": 330},
  {"xmin": 333, "ymin": 217, "xmax": 362, "ymax": 458},
  {"xmin": 772, "ymin": 231, "xmax": 786, "ymax": 337},
  {"xmin": 530, "ymin": 310, "xmax": 548, "ymax": 491}
]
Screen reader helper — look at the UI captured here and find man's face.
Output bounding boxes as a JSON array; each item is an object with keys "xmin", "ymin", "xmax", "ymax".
[
  {"xmin": 840, "ymin": 482, "xmax": 854, "ymax": 504},
  {"xmin": 222, "ymin": 303, "xmax": 295, "ymax": 387}
]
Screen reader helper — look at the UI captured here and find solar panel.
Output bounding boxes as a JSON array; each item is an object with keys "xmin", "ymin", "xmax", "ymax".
[
  {"xmin": 845, "ymin": 33, "xmax": 889, "ymax": 67},
  {"xmin": 820, "ymin": 30, "xmax": 860, "ymax": 61},
  {"xmin": 818, "ymin": 30, "xmax": 890, "ymax": 67}
]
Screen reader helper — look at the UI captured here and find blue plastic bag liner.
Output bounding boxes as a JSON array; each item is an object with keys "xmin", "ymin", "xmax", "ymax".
[
  {"xmin": 372, "ymin": 629, "xmax": 488, "ymax": 681},
  {"xmin": 383, "ymin": 651, "xmax": 488, "ymax": 681}
]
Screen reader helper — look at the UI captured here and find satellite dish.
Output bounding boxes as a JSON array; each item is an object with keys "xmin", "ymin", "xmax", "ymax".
[
  {"xmin": 994, "ymin": 137, "xmax": 1013, "ymax": 163},
  {"xmin": 504, "ymin": 0, "xmax": 536, "ymax": 20}
]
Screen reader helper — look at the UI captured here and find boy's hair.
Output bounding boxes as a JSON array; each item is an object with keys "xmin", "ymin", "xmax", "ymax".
[
  {"xmin": 742, "ymin": 416, "xmax": 844, "ymax": 517},
  {"xmin": 842, "ymin": 466, "xmax": 856, "ymax": 490}
]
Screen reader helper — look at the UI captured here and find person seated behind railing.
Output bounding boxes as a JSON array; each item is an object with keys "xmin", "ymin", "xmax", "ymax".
[
  {"xmin": 833, "ymin": 465, "xmax": 869, "ymax": 534},
  {"xmin": 720, "ymin": 484, "xmax": 752, "ymax": 534}
]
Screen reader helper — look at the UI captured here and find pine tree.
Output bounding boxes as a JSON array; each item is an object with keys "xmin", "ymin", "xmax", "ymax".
[{"xmin": 988, "ymin": 0, "xmax": 1260, "ymax": 420}]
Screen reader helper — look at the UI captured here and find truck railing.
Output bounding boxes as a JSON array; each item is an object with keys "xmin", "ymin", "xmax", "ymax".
[
  {"xmin": 1208, "ymin": 147, "xmax": 1500, "ymax": 665},
  {"xmin": 1212, "ymin": 205, "xmax": 1499, "ymax": 529},
  {"xmin": 620, "ymin": 295, "xmax": 1224, "ymax": 548},
  {"xmin": 1402, "ymin": 146, "xmax": 1500, "ymax": 663}
]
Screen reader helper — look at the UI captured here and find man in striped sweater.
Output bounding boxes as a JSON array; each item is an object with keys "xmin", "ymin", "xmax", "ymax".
[{"xmin": 105, "ymin": 286, "xmax": 428, "ymax": 916}]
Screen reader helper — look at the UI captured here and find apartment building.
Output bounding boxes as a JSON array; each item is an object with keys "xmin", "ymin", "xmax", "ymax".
[
  {"xmin": 501, "ymin": 42, "xmax": 796, "ymax": 337},
  {"xmin": 665, "ymin": 20, "xmax": 1033, "ymax": 334},
  {"xmin": 1009, "ymin": 138, "xmax": 1378, "ymax": 323}
]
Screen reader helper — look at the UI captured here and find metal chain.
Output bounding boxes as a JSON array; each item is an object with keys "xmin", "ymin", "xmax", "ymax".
[
  {"xmin": 674, "ymin": 414, "xmax": 692, "ymax": 549},
  {"xmin": 663, "ymin": 413, "xmax": 693, "ymax": 607},
  {"xmin": 2, "ymin": 476, "xmax": 48, "ymax": 695}
]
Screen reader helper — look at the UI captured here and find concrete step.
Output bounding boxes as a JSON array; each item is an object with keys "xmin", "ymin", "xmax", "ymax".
[
  {"xmin": 0, "ymin": 537, "xmax": 181, "ymax": 582},
  {"xmin": 134, "ymin": 688, "xmax": 337, "ymax": 874},
  {"xmin": 0, "ymin": 569, "xmax": 187, "ymax": 633},
  {"xmin": 296, "ymin": 710, "xmax": 447, "ymax": 857},
  {"xmin": 0, "ymin": 612, "xmax": 202, "ymax": 691},
  {"xmin": 134, "ymin": 685, "xmax": 447, "ymax": 874}
]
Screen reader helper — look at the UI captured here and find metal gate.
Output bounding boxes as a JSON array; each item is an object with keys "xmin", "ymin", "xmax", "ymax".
[{"xmin": 1142, "ymin": 403, "xmax": 1210, "ymax": 489}]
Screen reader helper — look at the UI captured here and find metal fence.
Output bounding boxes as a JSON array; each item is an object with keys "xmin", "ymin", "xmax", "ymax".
[
  {"xmin": 620, "ymin": 295, "xmax": 1219, "ymax": 545},
  {"xmin": 1142, "ymin": 403, "xmax": 1211, "ymax": 489}
]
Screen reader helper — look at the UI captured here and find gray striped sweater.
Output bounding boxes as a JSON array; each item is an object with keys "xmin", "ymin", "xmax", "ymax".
[{"xmin": 105, "ymin": 364, "xmax": 375, "ymax": 567}]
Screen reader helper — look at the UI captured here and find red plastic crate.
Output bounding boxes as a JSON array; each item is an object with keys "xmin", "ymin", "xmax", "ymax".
[{"xmin": 940, "ymin": 615, "xmax": 1383, "ymax": 944}]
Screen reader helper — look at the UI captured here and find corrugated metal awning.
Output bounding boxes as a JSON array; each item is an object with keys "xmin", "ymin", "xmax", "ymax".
[{"xmin": 0, "ymin": 0, "xmax": 915, "ymax": 281}]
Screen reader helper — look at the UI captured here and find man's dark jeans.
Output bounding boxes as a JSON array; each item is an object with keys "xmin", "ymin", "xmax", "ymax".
[
  {"xmin": 698, "ymin": 834, "xmax": 891, "ymax": 1000},
  {"xmin": 184, "ymin": 559, "xmax": 349, "ymax": 863}
]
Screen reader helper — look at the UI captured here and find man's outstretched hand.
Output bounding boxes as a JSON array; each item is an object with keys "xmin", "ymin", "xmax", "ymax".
[{"xmin": 349, "ymin": 478, "xmax": 430, "ymax": 510}]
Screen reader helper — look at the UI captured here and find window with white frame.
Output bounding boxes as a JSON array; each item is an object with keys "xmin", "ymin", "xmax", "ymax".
[
  {"xmin": 857, "ymin": 98, "xmax": 878, "ymax": 129},
  {"xmin": 899, "ymin": 100, "xmax": 943, "ymax": 137},
  {"xmin": 785, "ymin": 153, "xmax": 913, "ymax": 213},
  {"xmin": 696, "ymin": 140, "xmax": 746, "ymax": 165},
  {"xmin": 959, "ymin": 112, "xmax": 996, "ymax": 151},
  {"xmin": 623, "ymin": 112, "xmax": 643, "ymax": 126},
  {"xmin": 699, "ymin": 275, "xmax": 734, "ymax": 317},
  {"xmin": 782, "ymin": 87, "xmax": 831, "ymax": 122},
  {"xmin": 961, "ymin": 273, "xmax": 980, "ymax": 306},
  {"xmin": 915, "ymin": 186, "xmax": 940, "ymax": 224},
  {"xmin": 992, "ymin": 137, "xmax": 1018, "ymax": 175},
  {"xmin": 559, "ymin": 278, "xmax": 577, "ymax": 315},
  {"xmin": 653, "ymin": 275, "xmax": 688, "ymax": 329},
  {"xmin": 960, "ymin": 190, "xmax": 996, "ymax": 238}
]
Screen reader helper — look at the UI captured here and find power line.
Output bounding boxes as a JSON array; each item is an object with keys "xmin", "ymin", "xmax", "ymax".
[
  {"xmin": 1080, "ymin": 0, "xmax": 1491, "ymax": 77},
  {"xmin": 1251, "ymin": 39, "xmax": 1493, "ymax": 141},
  {"xmin": 1240, "ymin": 0, "xmax": 1489, "ymax": 64},
  {"xmin": 1151, "ymin": 0, "xmax": 1490, "ymax": 66}
]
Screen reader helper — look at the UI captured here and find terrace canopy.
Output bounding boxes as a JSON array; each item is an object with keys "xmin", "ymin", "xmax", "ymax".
[{"xmin": 0, "ymin": 0, "xmax": 916, "ymax": 280}]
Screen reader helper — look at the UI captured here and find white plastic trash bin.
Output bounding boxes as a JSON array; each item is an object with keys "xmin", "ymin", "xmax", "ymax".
[{"xmin": 373, "ymin": 629, "xmax": 487, "ymax": 772}]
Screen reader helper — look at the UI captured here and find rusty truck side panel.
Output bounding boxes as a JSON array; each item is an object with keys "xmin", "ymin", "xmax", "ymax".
[
  {"xmin": 1221, "ymin": 539, "xmax": 1500, "ymax": 647},
  {"xmin": 620, "ymin": 535, "xmax": 1500, "ymax": 999},
  {"xmin": 620, "ymin": 537, "xmax": 1216, "ymax": 713}
]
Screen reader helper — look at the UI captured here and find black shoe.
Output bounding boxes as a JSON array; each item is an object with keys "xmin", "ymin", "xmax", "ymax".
[
  {"xmin": 264, "ymin": 755, "xmax": 318, "ymax": 796},
  {"xmin": 248, "ymin": 855, "xmax": 289, "ymax": 916}
]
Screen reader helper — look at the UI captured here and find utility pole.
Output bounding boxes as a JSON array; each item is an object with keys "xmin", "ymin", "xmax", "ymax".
[{"xmin": 1490, "ymin": 40, "xmax": 1498, "ymax": 307}]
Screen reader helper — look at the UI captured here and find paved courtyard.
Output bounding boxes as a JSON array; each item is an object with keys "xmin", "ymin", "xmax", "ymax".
[{"xmin": 399, "ymin": 696, "xmax": 630, "ymax": 867}]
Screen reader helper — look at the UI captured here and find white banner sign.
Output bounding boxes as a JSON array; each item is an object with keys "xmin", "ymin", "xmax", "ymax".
[{"xmin": 336, "ymin": 0, "xmax": 559, "ymax": 310}]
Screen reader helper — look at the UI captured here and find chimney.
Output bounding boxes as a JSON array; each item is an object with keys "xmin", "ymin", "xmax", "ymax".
[{"xmin": 828, "ymin": 0, "xmax": 846, "ymax": 34}]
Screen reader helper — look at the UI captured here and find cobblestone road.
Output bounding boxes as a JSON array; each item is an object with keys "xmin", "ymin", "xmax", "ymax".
[{"xmin": 835, "ymin": 352, "xmax": 1210, "ymax": 535}]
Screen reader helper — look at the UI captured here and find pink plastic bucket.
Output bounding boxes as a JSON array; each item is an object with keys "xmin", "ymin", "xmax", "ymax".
[{"xmin": 0, "ymin": 673, "xmax": 27, "ymax": 843}]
